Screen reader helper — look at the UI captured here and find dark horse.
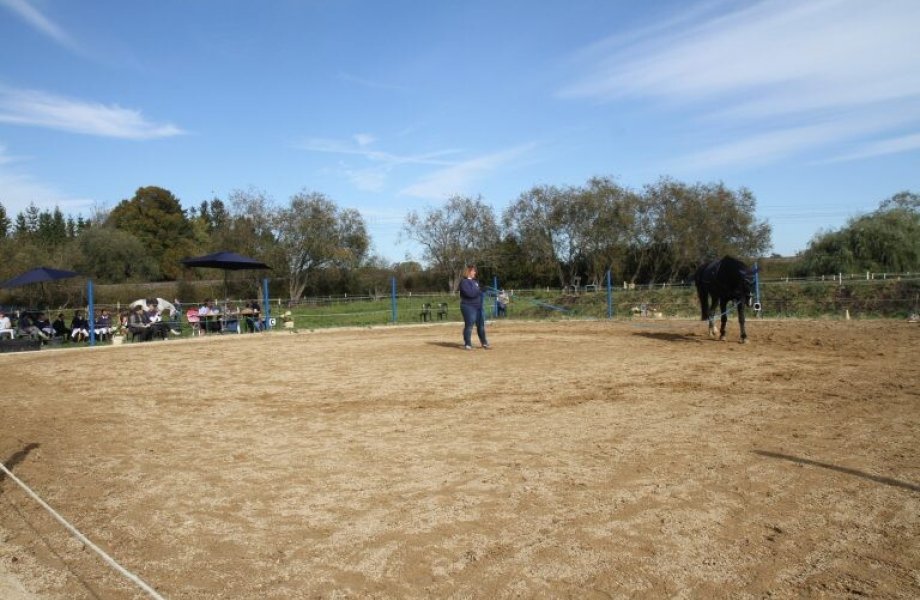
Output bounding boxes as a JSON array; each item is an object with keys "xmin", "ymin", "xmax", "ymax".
[{"xmin": 694, "ymin": 256, "xmax": 754, "ymax": 343}]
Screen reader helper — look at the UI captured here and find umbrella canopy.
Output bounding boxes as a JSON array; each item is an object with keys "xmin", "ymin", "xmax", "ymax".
[
  {"xmin": 0, "ymin": 266, "xmax": 81, "ymax": 289},
  {"xmin": 181, "ymin": 251, "xmax": 270, "ymax": 301},
  {"xmin": 181, "ymin": 251, "xmax": 270, "ymax": 271}
]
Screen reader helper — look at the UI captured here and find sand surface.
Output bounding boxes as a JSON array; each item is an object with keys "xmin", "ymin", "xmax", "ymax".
[{"xmin": 1, "ymin": 319, "xmax": 918, "ymax": 599}]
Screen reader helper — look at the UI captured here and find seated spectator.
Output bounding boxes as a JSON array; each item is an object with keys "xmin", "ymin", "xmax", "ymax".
[
  {"xmin": 128, "ymin": 305, "xmax": 154, "ymax": 342},
  {"xmin": 497, "ymin": 290, "xmax": 509, "ymax": 317},
  {"xmin": 127, "ymin": 305, "xmax": 170, "ymax": 341},
  {"xmin": 0, "ymin": 310, "xmax": 14, "ymax": 339},
  {"xmin": 94, "ymin": 308, "xmax": 115, "ymax": 340},
  {"xmin": 71, "ymin": 311, "xmax": 90, "ymax": 342},
  {"xmin": 222, "ymin": 304, "xmax": 241, "ymax": 333},
  {"xmin": 52, "ymin": 312, "xmax": 71, "ymax": 340},
  {"xmin": 164, "ymin": 303, "xmax": 182, "ymax": 334},
  {"xmin": 17, "ymin": 313, "xmax": 49, "ymax": 341},
  {"xmin": 245, "ymin": 300, "xmax": 262, "ymax": 333},
  {"xmin": 199, "ymin": 299, "xmax": 222, "ymax": 333},
  {"xmin": 145, "ymin": 299, "xmax": 161, "ymax": 322},
  {"xmin": 35, "ymin": 312, "xmax": 54, "ymax": 338}
]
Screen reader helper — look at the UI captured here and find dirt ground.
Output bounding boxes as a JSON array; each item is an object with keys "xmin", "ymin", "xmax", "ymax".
[{"xmin": 0, "ymin": 318, "xmax": 918, "ymax": 599}]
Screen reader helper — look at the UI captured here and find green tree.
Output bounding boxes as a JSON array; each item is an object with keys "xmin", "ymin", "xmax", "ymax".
[
  {"xmin": 107, "ymin": 186, "xmax": 196, "ymax": 279},
  {"xmin": 276, "ymin": 191, "xmax": 370, "ymax": 301},
  {"xmin": 76, "ymin": 226, "xmax": 160, "ymax": 283},
  {"xmin": 578, "ymin": 177, "xmax": 638, "ymax": 285},
  {"xmin": 796, "ymin": 191, "xmax": 920, "ymax": 275},
  {"xmin": 223, "ymin": 188, "xmax": 283, "ymax": 298},
  {"xmin": 504, "ymin": 183, "xmax": 621, "ymax": 289},
  {"xmin": 0, "ymin": 201, "xmax": 10, "ymax": 238},
  {"xmin": 13, "ymin": 212, "xmax": 28, "ymax": 236},
  {"xmin": 34, "ymin": 206, "xmax": 69, "ymax": 248},
  {"xmin": 641, "ymin": 178, "xmax": 771, "ymax": 282},
  {"xmin": 404, "ymin": 195, "xmax": 500, "ymax": 291}
]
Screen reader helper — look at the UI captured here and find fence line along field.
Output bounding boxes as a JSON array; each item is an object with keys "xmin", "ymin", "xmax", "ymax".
[{"xmin": 0, "ymin": 319, "xmax": 918, "ymax": 599}]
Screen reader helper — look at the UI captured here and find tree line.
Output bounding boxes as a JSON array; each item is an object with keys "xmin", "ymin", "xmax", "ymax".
[{"xmin": 1, "ymin": 180, "xmax": 916, "ymax": 301}]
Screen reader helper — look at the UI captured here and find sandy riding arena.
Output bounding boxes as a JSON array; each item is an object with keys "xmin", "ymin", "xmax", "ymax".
[{"xmin": 1, "ymin": 319, "xmax": 918, "ymax": 599}]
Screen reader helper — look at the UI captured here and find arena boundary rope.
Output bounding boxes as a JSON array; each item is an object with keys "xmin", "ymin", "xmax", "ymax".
[{"xmin": 0, "ymin": 461, "xmax": 166, "ymax": 599}]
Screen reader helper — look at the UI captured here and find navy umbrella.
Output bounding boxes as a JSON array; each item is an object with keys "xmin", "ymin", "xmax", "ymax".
[
  {"xmin": 181, "ymin": 251, "xmax": 270, "ymax": 300},
  {"xmin": 0, "ymin": 266, "xmax": 81, "ymax": 289},
  {"xmin": 181, "ymin": 251, "xmax": 270, "ymax": 271}
]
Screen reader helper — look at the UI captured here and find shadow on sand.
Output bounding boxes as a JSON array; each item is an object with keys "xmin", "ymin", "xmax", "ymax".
[
  {"xmin": 754, "ymin": 450, "xmax": 920, "ymax": 493},
  {"xmin": 0, "ymin": 442, "xmax": 40, "ymax": 490},
  {"xmin": 426, "ymin": 341, "xmax": 469, "ymax": 350},
  {"xmin": 631, "ymin": 331, "xmax": 701, "ymax": 343}
]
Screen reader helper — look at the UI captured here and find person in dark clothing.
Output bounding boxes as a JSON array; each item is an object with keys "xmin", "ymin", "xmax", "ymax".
[
  {"xmin": 52, "ymin": 313, "xmax": 71, "ymax": 340},
  {"xmin": 245, "ymin": 300, "xmax": 262, "ymax": 333},
  {"xmin": 128, "ymin": 305, "xmax": 170, "ymax": 341},
  {"xmin": 71, "ymin": 311, "xmax": 90, "ymax": 342},
  {"xmin": 458, "ymin": 264, "xmax": 490, "ymax": 350},
  {"xmin": 17, "ymin": 313, "xmax": 49, "ymax": 341},
  {"xmin": 35, "ymin": 313, "xmax": 54, "ymax": 338}
]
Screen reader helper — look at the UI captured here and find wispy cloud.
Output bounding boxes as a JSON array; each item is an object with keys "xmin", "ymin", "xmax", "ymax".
[
  {"xmin": 297, "ymin": 136, "xmax": 459, "ymax": 167},
  {"xmin": 400, "ymin": 144, "xmax": 536, "ymax": 199},
  {"xmin": 823, "ymin": 132, "xmax": 920, "ymax": 164},
  {"xmin": 0, "ymin": 144, "xmax": 93, "ymax": 214},
  {"xmin": 299, "ymin": 135, "xmax": 535, "ymax": 198},
  {"xmin": 0, "ymin": 87, "xmax": 184, "ymax": 139},
  {"xmin": 676, "ymin": 105, "xmax": 920, "ymax": 170},
  {"xmin": 562, "ymin": 0, "xmax": 920, "ymax": 168},
  {"xmin": 298, "ymin": 136, "xmax": 462, "ymax": 191},
  {"xmin": 353, "ymin": 133, "xmax": 376, "ymax": 147},
  {"xmin": 0, "ymin": 0, "xmax": 79, "ymax": 52}
]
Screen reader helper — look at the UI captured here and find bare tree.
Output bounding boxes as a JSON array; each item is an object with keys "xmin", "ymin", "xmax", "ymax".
[
  {"xmin": 276, "ymin": 191, "xmax": 369, "ymax": 301},
  {"xmin": 403, "ymin": 195, "xmax": 500, "ymax": 291}
]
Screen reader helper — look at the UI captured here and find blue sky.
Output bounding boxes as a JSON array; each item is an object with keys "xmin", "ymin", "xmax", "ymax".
[{"xmin": 1, "ymin": 0, "xmax": 918, "ymax": 262}]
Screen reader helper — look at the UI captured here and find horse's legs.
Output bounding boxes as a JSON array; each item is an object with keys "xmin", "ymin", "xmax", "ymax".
[
  {"xmin": 707, "ymin": 295, "xmax": 718, "ymax": 337},
  {"xmin": 719, "ymin": 298, "xmax": 728, "ymax": 341},
  {"xmin": 738, "ymin": 301, "xmax": 748, "ymax": 343}
]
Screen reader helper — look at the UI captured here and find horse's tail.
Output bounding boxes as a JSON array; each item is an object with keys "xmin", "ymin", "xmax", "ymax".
[{"xmin": 694, "ymin": 265, "xmax": 709, "ymax": 321}]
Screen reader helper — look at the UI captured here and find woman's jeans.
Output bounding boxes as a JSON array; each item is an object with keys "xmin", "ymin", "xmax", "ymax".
[{"xmin": 461, "ymin": 303, "xmax": 488, "ymax": 347}]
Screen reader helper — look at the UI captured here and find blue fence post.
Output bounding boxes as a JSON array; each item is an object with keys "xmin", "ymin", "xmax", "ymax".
[
  {"xmin": 753, "ymin": 262, "xmax": 762, "ymax": 317},
  {"xmin": 391, "ymin": 276, "xmax": 397, "ymax": 323},
  {"xmin": 492, "ymin": 276, "xmax": 499, "ymax": 317},
  {"xmin": 262, "ymin": 278, "xmax": 271, "ymax": 330},
  {"xmin": 88, "ymin": 279, "xmax": 96, "ymax": 346},
  {"xmin": 606, "ymin": 270, "xmax": 613, "ymax": 319}
]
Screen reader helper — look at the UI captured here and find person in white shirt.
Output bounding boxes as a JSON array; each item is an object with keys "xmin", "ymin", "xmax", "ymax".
[{"xmin": 0, "ymin": 310, "xmax": 13, "ymax": 339}]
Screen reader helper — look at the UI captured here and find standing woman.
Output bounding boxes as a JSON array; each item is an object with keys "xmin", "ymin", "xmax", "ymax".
[{"xmin": 459, "ymin": 264, "xmax": 490, "ymax": 350}]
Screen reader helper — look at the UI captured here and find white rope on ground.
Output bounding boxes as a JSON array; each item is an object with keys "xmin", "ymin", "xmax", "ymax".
[{"xmin": 0, "ymin": 462, "xmax": 166, "ymax": 600}]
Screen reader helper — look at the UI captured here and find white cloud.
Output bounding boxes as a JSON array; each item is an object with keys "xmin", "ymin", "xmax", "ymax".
[
  {"xmin": 399, "ymin": 144, "xmax": 535, "ymax": 199},
  {"xmin": 0, "ymin": 87, "xmax": 184, "ymax": 139},
  {"xmin": 562, "ymin": 0, "xmax": 920, "ymax": 167},
  {"xmin": 823, "ymin": 132, "xmax": 920, "ymax": 164},
  {"xmin": 353, "ymin": 133, "xmax": 376, "ymax": 147},
  {"xmin": 297, "ymin": 136, "xmax": 458, "ymax": 166},
  {"xmin": 678, "ymin": 106, "xmax": 920, "ymax": 170},
  {"xmin": 345, "ymin": 165, "xmax": 387, "ymax": 192},
  {"xmin": 0, "ymin": 146, "xmax": 93, "ymax": 216},
  {"xmin": 0, "ymin": 0, "xmax": 79, "ymax": 51},
  {"xmin": 299, "ymin": 136, "xmax": 534, "ymax": 199}
]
